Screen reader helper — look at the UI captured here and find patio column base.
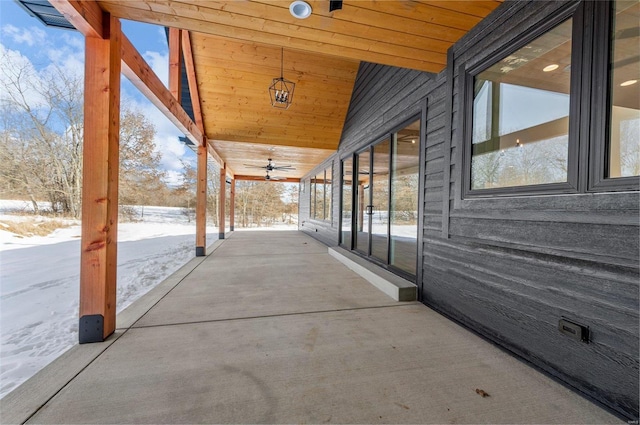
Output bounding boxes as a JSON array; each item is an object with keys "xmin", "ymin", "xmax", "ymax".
[
  {"xmin": 79, "ymin": 314, "xmax": 106, "ymax": 344},
  {"xmin": 195, "ymin": 246, "xmax": 206, "ymax": 257}
]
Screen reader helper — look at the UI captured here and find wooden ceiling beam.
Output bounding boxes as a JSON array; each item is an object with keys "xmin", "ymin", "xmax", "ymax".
[
  {"xmin": 51, "ymin": 1, "xmax": 206, "ymax": 151},
  {"xmin": 50, "ymin": 0, "xmax": 105, "ymax": 38},
  {"xmin": 168, "ymin": 28, "xmax": 182, "ymax": 102},
  {"xmin": 182, "ymin": 31, "xmax": 205, "ymax": 134},
  {"xmin": 183, "ymin": 30, "xmax": 227, "ymax": 169},
  {"xmin": 205, "ymin": 141, "xmax": 223, "ymax": 166},
  {"xmin": 120, "ymin": 34, "xmax": 203, "ymax": 148}
]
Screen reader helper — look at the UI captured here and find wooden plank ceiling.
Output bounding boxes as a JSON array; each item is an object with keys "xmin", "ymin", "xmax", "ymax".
[{"xmin": 98, "ymin": 0, "xmax": 503, "ymax": 179}]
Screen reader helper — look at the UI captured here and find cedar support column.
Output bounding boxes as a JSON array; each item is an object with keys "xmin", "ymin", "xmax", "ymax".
[
  {"xmin": 230, "ymin": 178, "xmax": 235, "ymax": 231},
  {"xmin": 168, "ymin": 28, "xmax": 182, "ymax": 102},
  {"xmin": 79, "ymin": 14, "xmax": 121, "ymax": 343},
  {"xmin": 195, "ymin": 141, "xmax": 207, "ymax": 256},
  {"xmin": 219, "ymin": 164, "xmax": 226, "ymax": 239}
]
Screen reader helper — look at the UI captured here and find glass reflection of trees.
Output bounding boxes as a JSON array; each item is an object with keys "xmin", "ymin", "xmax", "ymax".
[
  {"xmin": 390, "ymin": 119, "xmax": 420, "ymax": 276},
  {"xmin": 471, "ymin": 18, "xmax": 572, "ymax": 190}
]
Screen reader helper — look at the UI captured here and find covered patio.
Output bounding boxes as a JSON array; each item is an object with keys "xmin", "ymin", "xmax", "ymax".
[
  {"xmin": 5, "ymin": 0, "xmax": 637, "ymax": 421},
  {"xmin": 2, "ymin": 231, "xmax": 621, "ymax": 423}
]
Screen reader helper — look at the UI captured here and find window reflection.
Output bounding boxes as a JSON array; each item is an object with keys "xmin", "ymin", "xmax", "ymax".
[
  {"xmin": 341, "ymin": 159, "xmax": 352, "ymax": 247},
  {"xmin": 471, "ymin": 18, "xmax": 572, "ymax": 189},
  {"xmin": 315, "ymin": 172, "xmax": 324, "ymax": 220},
  {"xmin": 312, "ymin": 167, "xmax": 332, "ymax": 221},
  {"xmin": 390, "ymin": 119, "xmax": 420, "ymax": 276},
  {"xmin": 608, "ymin": 0, "xmax": 640, "ymax": 178},
  {"xmin": 371, "ymin": 139, "xmax": 390, "ymax": 263},
  {"xmin": 325, "ymin": 167, "xmax": 332, "ymax": 222}
]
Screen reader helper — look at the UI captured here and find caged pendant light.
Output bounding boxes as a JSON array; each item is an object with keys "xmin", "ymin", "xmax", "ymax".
[{"xmin": 269, "ymin": 47, "xmax": 295, "ymax": 109}]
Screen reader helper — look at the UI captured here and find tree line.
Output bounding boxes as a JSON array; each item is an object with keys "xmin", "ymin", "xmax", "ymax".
[{"xmin": 0, "ymin": 52, "xmax": 297, "ymax": 227}]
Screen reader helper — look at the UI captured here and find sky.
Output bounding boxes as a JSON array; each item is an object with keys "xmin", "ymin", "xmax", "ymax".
[{"xmin": 0, "ymin": 0, "xmax": 195, "ymax": 185}]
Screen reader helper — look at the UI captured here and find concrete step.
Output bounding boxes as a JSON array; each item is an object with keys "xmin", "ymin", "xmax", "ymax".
[{"xmin": 328, "ymin": 246, "xmax": 417, "ymax": 302}]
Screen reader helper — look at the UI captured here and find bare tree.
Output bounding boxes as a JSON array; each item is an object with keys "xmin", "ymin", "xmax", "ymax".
[
  {"xmin": 119, "ymin": 107, "xmax": 167, "ymax": 211},
  {"xmin": 0, "ymin": 50, "xmax": 167, "ymax": 217},
  {"xmin": 0, "ymin": 54, "xmax": 83, "ymax": 216},
  {"xmin": 234, "ymin": 181, "xmax": 285, "ymax": 227}
]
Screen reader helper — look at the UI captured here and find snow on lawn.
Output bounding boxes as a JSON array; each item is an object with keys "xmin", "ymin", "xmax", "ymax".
[{"xmin": 0, "ymin": 202, "xmax": 218, "ymax": 399}]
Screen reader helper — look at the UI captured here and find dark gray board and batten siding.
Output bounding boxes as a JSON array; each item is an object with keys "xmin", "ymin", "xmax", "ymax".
[
  {"xmin": 445, "ymin": 0, "xmax": 638, "ymax": 419},
  {"xmin": 298, "ymin": 0, "xmax": 639, "ymax": 420}
]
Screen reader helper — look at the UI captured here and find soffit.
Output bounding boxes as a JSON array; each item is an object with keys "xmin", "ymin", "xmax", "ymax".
[{"xmin": 97, "ymin": 0, "xmax": 503, "ymax": 179}]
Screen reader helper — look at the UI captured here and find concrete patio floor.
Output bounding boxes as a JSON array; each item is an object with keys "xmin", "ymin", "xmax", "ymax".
[{"xmin": 2, "ymin": 230, "xmax": 622, "ymax": 424}]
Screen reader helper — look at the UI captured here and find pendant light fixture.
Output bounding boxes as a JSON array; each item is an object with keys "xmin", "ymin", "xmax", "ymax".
[{"xmin": 269, "ymin": 47, "xmax": 295, "ymax": 109}]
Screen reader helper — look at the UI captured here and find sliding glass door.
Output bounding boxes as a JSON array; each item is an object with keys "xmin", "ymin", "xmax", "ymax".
[
  {"xmin": 341, "ymin": 159, "xmax": 353, "ymax": 249},
  {"xmin": 371, "ymin": 139, "xmax": 390, "ymax": 263},
  {"xmin": 390, "ymin": 120, "xmax": 420, "ymax": 276},
  {"xmin": 354, "ymin": 148, "xmax": 371, "ymax": 253},
  {"xmin": 341, "ymin": 118, "xmax": 421, "ymax": 279}
]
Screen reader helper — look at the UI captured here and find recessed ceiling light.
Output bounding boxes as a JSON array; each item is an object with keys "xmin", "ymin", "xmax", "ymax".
[
  {"xmin": 620, "ymin": 79, "xmax": 638, "ymax": 87},
  {"xmin": 290, "ymin": 1, "xmax": 312, "ymax": 19},
  {"xmin": 411, "ymin": 139, "xmax": 416, "ymax": 144},
  {"xmin": 543, "ymin": 64, "xmax": 559, "ymax": 72}
]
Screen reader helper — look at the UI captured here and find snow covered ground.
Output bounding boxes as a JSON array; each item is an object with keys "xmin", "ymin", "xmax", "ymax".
[{"xmin": 0, "ymin": 201, "xmax": 223, "ymax": 399}]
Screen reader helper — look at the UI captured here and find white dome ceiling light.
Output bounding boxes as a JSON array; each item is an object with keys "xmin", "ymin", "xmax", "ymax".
[{"xmin": 290, "ymin": 1, "xmax": 312, "ymax": 19}]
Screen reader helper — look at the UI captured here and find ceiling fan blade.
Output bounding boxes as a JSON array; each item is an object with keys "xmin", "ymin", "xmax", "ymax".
[{"xmin": 243, "ymin": 164, "xmax": 268, "ymax": 169}]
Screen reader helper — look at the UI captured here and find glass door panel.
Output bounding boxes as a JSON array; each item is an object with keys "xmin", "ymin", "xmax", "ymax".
[
  {"xmin": 355, "ymin": 150, "xmax": 371, "ymax": 253},
  {"xmin": 390, "ymin": 119, "xmax": 420, "ymax": 275},
  {"xmin": 341, "ymin": 159, "xmax": 353, "ymax": 248},
  {"xmin": 371, "ymin": 139, "xmax": 390, "ymax": 263},
  {"xmin": 341, "ymin": 118, "xmax": 421, "ymax": 280}
]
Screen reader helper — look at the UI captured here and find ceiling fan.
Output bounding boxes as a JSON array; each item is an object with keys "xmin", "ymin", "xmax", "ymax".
[
  {"xmin": 244, "ymin": 158, "xmax": 295, "ymax": 172},
  {"xmin": 264, "ymin": 170, "xmax": 284, "ymax": 181}
]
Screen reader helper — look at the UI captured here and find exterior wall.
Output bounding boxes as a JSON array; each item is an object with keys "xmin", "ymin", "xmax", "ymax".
[
  {"xmin": 300, "ymin": 0, "xmax": 639, "ymax": 419},
  {"xmin": 439, "ymin": 0, "xmax": 639, "ymax": 419}
]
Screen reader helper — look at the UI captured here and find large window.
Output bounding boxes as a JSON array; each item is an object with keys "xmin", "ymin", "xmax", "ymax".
[
  {"xmin": 311, "ymin": 165, "xmax": 332, "ymax": 222},
  {"xmin": 341, "ymin": 159, "xmax": 353, "ymax": 247},
  {"xmin": 469, "ymin": 17, "xmax": 573, "ymax": 192},
  {"xmin": 464, "ymin": 0, "xmax": 639, "ymax": 197},
  {"xmin": 607, "ymin": 0, "xmax": 640, "ymax": 178}
]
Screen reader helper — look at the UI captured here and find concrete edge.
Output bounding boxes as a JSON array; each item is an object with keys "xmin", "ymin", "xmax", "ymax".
[
  {"xmin": 1, "ymin": 239, "xmax": 228, "ymax": 424},
  {"xmin": 0, "ymin": 330, "xmax": 124, "ymax": 425},
  {"xmin": 117, "ymin": 239, "xmax": 225, "ymax": 329},
  {"xmin": 328, "ymin": 246, "xmax": 417, "ymax": 302}
]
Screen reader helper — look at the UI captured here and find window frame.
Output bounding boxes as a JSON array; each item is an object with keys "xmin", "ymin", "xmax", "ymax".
[
  {"xmin": 588, "ymin": 0, "xmax": 640, "ymax": 192},
  {"xmin": 309, "ymin": 164, "xmax": 333, "ymax": 223},
  {"xmin": 461, "ymin": 2, "xmax": 583, "ymax": 199}
]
